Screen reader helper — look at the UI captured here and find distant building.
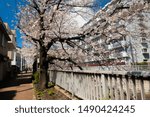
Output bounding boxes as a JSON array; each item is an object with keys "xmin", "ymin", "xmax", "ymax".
[{"xmin": 11, "ymin": 46, "xmax": 27, "ymax": 72}]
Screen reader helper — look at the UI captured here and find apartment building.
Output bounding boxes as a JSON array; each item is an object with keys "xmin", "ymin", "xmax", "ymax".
[
  {"xmin": 82, "ymin": 0, "xmax": 150, "ymax": 68},
  {"xmin": 0, "ymin": 18, "xmax": 17, "ymax": 81}
]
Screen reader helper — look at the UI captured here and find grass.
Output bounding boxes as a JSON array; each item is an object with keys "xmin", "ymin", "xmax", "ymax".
[
  {"xmin": 48, "ymin": 82, "xmax": 55, "ymax": 88},
  {"xmin": 35, "ymin": 89, "xmax": 44, "ymax": 99},
  {"xmin": 34, "ymin": 86, "xmax": 55, "ymax": 99},
  {"xmin": 32, "ymin": 71, "xmax": 39, "ymax": 84},
  {"xmin": 47, "ymin": 89, "xmax": 55, "ymax": 96},
  {"xmin": 32, "ymin": 75, "xmax": 54, "ymax": 99}
]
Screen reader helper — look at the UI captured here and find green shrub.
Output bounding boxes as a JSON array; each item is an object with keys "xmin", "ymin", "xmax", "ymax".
[
  {"xmin": 33, "ymin": 71, "xmax": 39, "ymax": 84},
  {"xmin": 36, "ymin": 90, "xmax": 44, "ymax": 97},
  {"xmin": 135, "ymin": 62, "xmax": 148, "ymax": 65},
  {"xmin": 47, "ymin": 89, "xmax": 55, "ymax": 96},
  {"xmin": 48, "ymin": 82, "xmax": 55, "ymax": 88}
]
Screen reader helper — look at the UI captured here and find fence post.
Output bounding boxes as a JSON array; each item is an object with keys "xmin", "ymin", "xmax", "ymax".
[
  {"xmin": 119, "ymin": 75, "xmax": 124, "ymax": 100},
  {"xmin": 114, "ymin": 75, "xmax": 119, "ymax": 100},
  {"xmin": 98, "ymin": 74, "xmax": 103, "ymax": 100},
  {"xmin": 131, "ymin": 76, "xmax": 137, "ymax": 100},
  {"xmin": 125, "ymin": 75, "xmax": 130, "ymax": 100},
  {"xmin": 90, "ymin": 74, "xmax": 93, "ymax": 100},
  {"xmin": 63, "ymin": 72, "xmax": 66, "ymax": 89},
  {"xmin": 109, "ymin": 75, "xmax": 114, "ymax": 100},
  {"xmin": 140, "ymin": 77, "xmax": 145, "ymax": 100},
  {"xmin": 149, "ymin": 80, "xmax": 150, "ymax": 92},
  {"xmin": 71, "ymin": 72, "xmax": 74, "ymax": 98},
  {"xmin": 87, "ymin": 74, "xmax": 90, "ymax": 100},
  {"xmin": 93, "ymin": 74, "xmax": 96, "ymax": 100},
  {"xmin": 83, "ymin": 74, "xmax": 88, "ymax": 99},
  {"xmin": 49, "ymin": 70, "xmax": 51, "ymax": 82},
  {"xmin": 52, "ymin": 70, "xmax": 56, "ymax": 83},
  {"xmin": 103, "ymin": 74, "xmax": 109, "ymax": 100},
  {"xmin": 95, "ymin": 74, "xmax": 99, "ymax": 100},
  {"xmin": 80, "ymin": 74, "xmax": 84, "ymax": 99}
]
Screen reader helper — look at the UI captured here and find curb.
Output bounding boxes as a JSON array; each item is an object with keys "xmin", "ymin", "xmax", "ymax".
[{"xmin": 54, "ymin": 85, "xmax": 80, "ymax": 100}]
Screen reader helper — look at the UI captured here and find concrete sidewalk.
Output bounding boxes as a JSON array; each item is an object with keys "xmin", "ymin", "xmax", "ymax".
[{"xmin": 0, "ymin": 72, "xmax": 34, "ymax": 100}]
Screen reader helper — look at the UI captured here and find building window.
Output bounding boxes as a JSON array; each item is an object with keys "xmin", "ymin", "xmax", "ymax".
[
  {"xmin": 143, "ymin": 59, "xmax": 148, "ymax": 62},
  {"xmin": 142, "ymin": 48, "xmax": 148, "ymax": 53},
  {"xmin": 143, "ymin": 53, "xmax": 149, "ymax": 59},
  {"xmin": 142, "ymin": 38, "xmax": 146, "ymax": 41},
  {"xmin": 0, "ymin": 31, "xmax": 2, "ymax": 46},
  {"xmin": 0, "ymin": 32, "xmax": 5, "ymax": 47},
  {"xmin": 2, "ymin": 34, "xmax": 5, "ymax": 47},
  {"xmin": 140, "ymin": 32, "xmax": 147, "ymax": 37},
  {"xmin": 141, "ymin": 38, "xmax": 147, "ymax": 43}
]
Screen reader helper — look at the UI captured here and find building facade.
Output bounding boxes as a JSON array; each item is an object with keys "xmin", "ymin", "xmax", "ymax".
[
  {"xmin": 82, "ymin": 0, "xmax": 150, "ymax": 69},
  {"xmin": 11, "ymin": 46, "xmax": 27, "ymax": 72},
  {"xmin": 0, "ymin": 18, "xmax": 16, "ymax": 81}
]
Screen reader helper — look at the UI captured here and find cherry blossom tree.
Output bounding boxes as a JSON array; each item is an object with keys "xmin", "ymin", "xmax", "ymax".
[{"xmin": 17, "ymin": 0, "xmax": 96, "ymax": 89}]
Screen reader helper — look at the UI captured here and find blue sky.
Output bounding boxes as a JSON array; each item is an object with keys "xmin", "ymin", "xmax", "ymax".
[
  {"xmin": 0, "ymin": 0, "xmax": 22, "ymax": 47},
  {"xmin": 93, "ymin": 0, "xmax": 111, "ymax": 11},
  {"xmin": 0, "ymin": 0, "xmax": 111, "ymax": 48},
  {"xmin": 97, "ymin": 0, "xmax": 111, "ymax": 7}
]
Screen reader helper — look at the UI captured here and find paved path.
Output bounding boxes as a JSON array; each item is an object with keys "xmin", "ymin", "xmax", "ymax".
[{"xmin": 0, "ymin": 72, "xmax": 34, "ymax": 100}]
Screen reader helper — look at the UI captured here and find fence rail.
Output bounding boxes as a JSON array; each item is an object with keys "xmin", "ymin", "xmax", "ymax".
[
  {"xmin": 49, "ymin": 70, "xmax": 150, "ymax": 100},
  {"xmin": 82, "ymin": 65, "xmax": 150, "ymax": 71}
]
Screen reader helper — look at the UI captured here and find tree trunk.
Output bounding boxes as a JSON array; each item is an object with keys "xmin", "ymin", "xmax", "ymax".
[
  {"xmin": 39, "ymin": 48, "xmax": 48, "ymax": 90},
  {"xmin": 39, "ymin": 67, "xmax": 47, "ymax": 89}
]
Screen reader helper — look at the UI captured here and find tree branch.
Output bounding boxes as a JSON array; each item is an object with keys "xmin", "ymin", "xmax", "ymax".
[
  {"xmin": 109, "ymin": 6, "xmax": 130, "ymax": 16},
  {"xmin": 17, "ymin": 25, "xmax": 40, "ymax": 44},
  {"xmin": 47, "ymin": 56, "xmax": 83, "ymax": 70},
  {"xmin": 29, "ymin": 0, "xmax": 41, "ymax": 15},
  {"xmin": 60, "ymin": 42, "xmax": 69, "ymax": 55}
]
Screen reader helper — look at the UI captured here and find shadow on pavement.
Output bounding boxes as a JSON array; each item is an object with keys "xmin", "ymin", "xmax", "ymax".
[
  {"xmin": 0, "ymin": 90, "xmax": 17, "ymax": 100},
  {"xmin": 0, "ymin": 73, "xmax": 33, "ymax": 100},
  {"xmin": 0, "ymin": 74, "xmax": 32, "ymax": 89}
]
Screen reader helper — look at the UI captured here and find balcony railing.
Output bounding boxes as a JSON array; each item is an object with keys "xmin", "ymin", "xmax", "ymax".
[
  {"xmin": 108, "ymin": 40, "xmax": 128, "ymax": 50},
  {"xmin": 4, "ymin": 23, "xmax": 16, "ymax": 49},
  {"xmin": 7, "ymin": 51, "xmax": 14, "ymax": 60},
  {"xmin": 109, "ymin": 51, "xmax": 128, "ymax": 59},
  {"xmin": 142, "ymin": 49, "xmax": 149, "ymax": 54},
  {"xmin": 117, "ymin": 51, "xmax": 129, "ymax": 58},
  {"xmin": 7, "ymin": 34, "xmax": 16, "ymax": 49},
  {"xmin": 109, "ymin": 54, "xmax": 116, "ymax": 59},
  {"xmin": 141, "ymin": 40, "xmax": 147, "ymax": 44}
]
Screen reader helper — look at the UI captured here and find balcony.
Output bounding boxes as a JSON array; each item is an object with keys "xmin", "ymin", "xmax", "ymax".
[
  {"xmin": 116, "ymin": 51, "xmax": 129, "ymax": 58},
  {"xmin": 109, "ymin": 54, "xmax": 116, "ymax": 59},
  {"xmin": 7, "ymin": 34, "xmax": 16, "ymax": 49},
  {"xmin": 141, "ymin": 38, "xmax": 147, "ymax": 44},
  {"xmin": 113, "ymin": 42, "xmax": 122, "ymax": 48},
  {"xmin": 120, "ymin": 51, "xmax": 129, "ymax": 58},
  {"xmin": 142, "ymin": 49, "xmax": 149, "ymax": 54},
  {"xmin": 7, "ymin": 51, "xmax": 14, "ymax": 60},
  {"xmin": 121, "ymin": 40, "xmax": 128, "ymax": 46},
  {"xmin": 108, "ymin": 40, "xmax": 128, "ymax": 50},
  {"xmin": 108, "ymin": 44, "xmax": 113, "ymax": 50},
  {"xmin": 4, "ymin": 23, "xmax": 16, "ymax": 49}
]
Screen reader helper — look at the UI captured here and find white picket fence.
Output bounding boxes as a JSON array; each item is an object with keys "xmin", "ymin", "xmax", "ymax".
[{"xmin": 48, "ymin": 70, "xmax": 150, "ymax": 100}]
